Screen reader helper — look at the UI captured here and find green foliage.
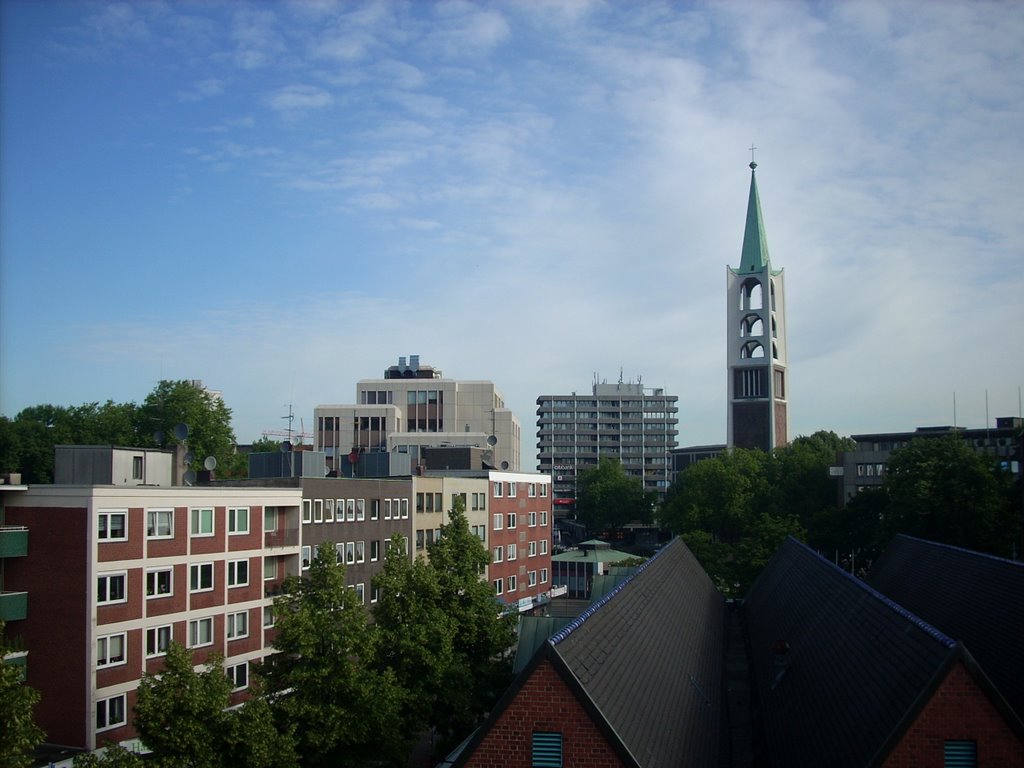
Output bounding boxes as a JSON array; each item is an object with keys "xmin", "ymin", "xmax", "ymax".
[
  {"xmin": 139, "ymin": 380, "xmax": 238, "ymax": 475},
  {"xmin": 72, "ymin": 744, "xmax": 145, "ymax": 768},
  {"xmin": 426, "ymin": 496, "xmax": 516, "ymax": 743},
  {"xmin": 0, "ymin": 623, "xmax": 44, "ymax": 768},
  {"xmin": 575, "ymin": 457, "xmax": 655, "ymax": 533},
  {"xmin": 134, "ymin": 643, "xmax": 295, "ymax": 768},
  {"xmin": 371, "ymin": 535, "xmax": 454, "ymax": 735},
  {"xmin": 881, "ymin": 435, "xmax": 1016, "ymax": 555},
  {"xmin": 246, "ymin": 436, "xmax": 281, "ymax": 454},
  {"xmin": 262, "ymin": 542, "xmax": 406, "ymax": 767}
]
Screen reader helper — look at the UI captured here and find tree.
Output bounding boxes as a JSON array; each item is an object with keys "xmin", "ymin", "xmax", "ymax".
[
  {"xmin": 426, "ymin": 497, "xmax": 516, "ymax": 744},
  {"xmin": 0, "ymin": 622, "xmax": 44, "ymax": 768},
  {"xmin": 139, "ymin": 381, "xmax": 237, "ymax": 474},
  {"xmin": 575, "ymin": 457, "xmax": 654, "ymax": 533},
  {"xmin": 371, "ymin": 535, "xmax": 454, "ymax": 737},
  {"xmin": 262, "ymin": 542, "xmax": 406, "ymax": 767},
  {"xmin": 72, "ymin": 745, "xmax": 144, "ymax": 768},
  {"xmin": 881, "ymin": 435, "xmax": 1013, "ymax": 555},
  {"xmin": 134, "ymin": 643, "xmax": 295, "ymax": 768}
]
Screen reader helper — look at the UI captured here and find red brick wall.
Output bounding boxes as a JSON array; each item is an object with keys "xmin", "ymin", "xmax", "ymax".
[
  {"xmin": 883, "ymin": 661, "xmax": 1024, "ymax": 768},
  {"xmin": 464, "ymin": 657, "xmax": 626, "ymax": 768}
]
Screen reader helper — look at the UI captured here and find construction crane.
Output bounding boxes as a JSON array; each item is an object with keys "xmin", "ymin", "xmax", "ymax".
[{"xmin": 262, "ymin": 405, "xmax": 311, "ymax": 446}]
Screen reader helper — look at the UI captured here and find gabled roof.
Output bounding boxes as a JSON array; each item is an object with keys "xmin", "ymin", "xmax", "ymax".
[
  {"xmin": 734, "ymin": 162, "xmax": 771, "ymax": 274},
  {"xmin": 867, "ymin": 534, "xmax": 1024, "ymax": 718},
  {"xmin": 744, "ymin": 536, "xmax": 989, "ymax": 768},
  {"xmin": 455, "ymin": 538, "xmax": 725, "ymax": 768}
]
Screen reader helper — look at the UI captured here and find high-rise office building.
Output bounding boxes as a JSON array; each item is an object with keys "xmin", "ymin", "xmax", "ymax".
[
  {"xmin": 727, "ymin": 160, "xmax": 789, "ymax": 451},
  {"xmin": 315, "ymin": 355, "xmax": 521, "ymax": 474},
  {"xmin": 536, "ymin": 378, "xmax": 679, "ymax": 517}
]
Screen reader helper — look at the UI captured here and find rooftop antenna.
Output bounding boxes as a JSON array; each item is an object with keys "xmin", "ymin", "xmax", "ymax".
[{"xmin": 281, "ymin": 404, "xmax": 295, "ymax": 446}]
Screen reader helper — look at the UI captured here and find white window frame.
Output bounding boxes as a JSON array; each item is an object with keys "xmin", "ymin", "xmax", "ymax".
[
  {"xmin": 263, "ymin": 557, "xmax": 276, "ymax": 581},
  {"xmin": 529, "ymin": 511, "xmax": 537, "ymax": 527},
  {"xmin": 371, "ymin": 586, "xmax": 380, "ymax": 604},
  {"xmin": 228, "ymin": 507, "xmax": 250, "ymax": 535},
  {"xmin": 493, "ymin": 513, "xmax": 503, "ymax": 530},
  {"xmin": 146, "ymin": 624, "xmax": 172, "ymax": 658},
  {"xmin": 356, "ymin": 499, "xmax": 365, "ymax": 521},
  {"xmin": 189, "ymin": 617, "xmax": 214, "ymax": 648},
  {"xmin": 507, "ymin": 513, "xmax": 517, "ymax": 529},
  {"xmin": 301, "ymin": 545, "xmax": 311, "ymax": 570},
  {"xmin": 540, "ymin": 538, "xmax": 549, "ymax": 555},
  {"xmin": 508, "ymin": 482, "xmax": 516, "ymax": 498},
  {"xmin": 355, "ymin": 583, "xmax": 365, "ymax": 604},
  {"xmin": 227, "ymin": 559, "xmax": 249, "ymax": 588},
  {"xmin": 314, "ymin": 499, "xmax": 323, "ymax": 523},
  {"xmin": 529, "ymin": 541, "xmax": 537, "ymax": 557},
  {"xmin": 325, "ymin": 498, "xmax": 335, "ymax": 522},
  {"xmin": 190, "ymin": 563, "xmax": 214, "ymax": 593},
  {"xmin": 493, "ymin": 481, "xmax": 503, "ymax": 498},
  {"xmin": 507, "ymin": 574, "xmax": 517, "ymax": 592},
  {"xmin": 370, "ymin": 540, "xmax": 380, "ymax": 562},
  {"xmin": 540, "ymin": 484, "xmax": 548, "ymax": 498},
  {"xmin": 96, "ymin": 694, "xmax": 127, "ymax": 732},
  {"xmin": 356, "ymin": 540, "xmax": 365, "ymax": 563},
  {"xmin": 335, "ymin": 543, "xmax": 345, "ymax": 565},
  {"xmin": 494, "ymin": 578, "xmax": 503, "ymax": 595},
  {"xmin": 371, "ymin": 499, "xmax": 380, "ymax": 520},
  {"xmin": 540, "ymin": 511, "xmax": 548, "ymax": 526},
  {"xmin": 263, "ymin": 606, "xmax": 275, "ymax": 628},
  {"xmin": 347, "ymin": 499, "xmax": 356, "ymax": 521},
  {"xmin": 493, "ymin": 546, "xmax": 503, "ymax": 563},
  {"xmin": 227, "ymin": 610, "xmax": 249, "ymax": 640},
  {"xmin": 529, "ymin": 570, "xmax": 537, "ymax": 587},
  {"xmin": 98, "ymin": 510, "xmax": 127, "ymax": 542},
  {"xmin": 191, "ymin": 507, "xmax": 214, "ymax": 537},
  {"xmin": 227, "ymin": 661, "xmax": 248, "ymax": 691},
  {"xmin": 147, "ymin": 508, "xmax": 173, "ymax": 539},
  {"xmin": 507, "ymin": 544, "xmax": 517, "ymax": 561},
  {"xmin": 541, "ymin": 567, "xmax": 548, "ymax": 583},
  {"xmin": 97, "ymin": 632, "xmax": 127, "ymax": 668},
  {"xmin": 528, "ymin": 483, "xmax": 536, "ymax": 498},
  {"xmin": 384, "ymin": 499, "xmax": 392, "ymax": 520},
  {"xmin": 302, "ymin": 499, "xmax": 312, "ymax": 524},
  {"xmin": 346, "ymin": 541, "xmax": 355, "ymax": 565},
  {"xmin": 146, "ymin": 567, "xmax": 173, "ymax": 598},
  {"xmin": 264, "ymin": 507, "xmax": 277, "ymax": 533},
  {"xmin": 400, "ymin": 498, "xmax": 409, "ymax": 519},
  {"xmin": 97, "ymin": 572, "xmax": 127, "ymax": 605}
]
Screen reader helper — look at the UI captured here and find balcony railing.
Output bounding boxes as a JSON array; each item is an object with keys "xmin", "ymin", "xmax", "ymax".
[
  {"xmin": 264, "ymin": 527, "xmax": 299, "ymax": 549},
  {"xmin": 0, "ymin": 526, "xmax": 28, "ymax": 558}
]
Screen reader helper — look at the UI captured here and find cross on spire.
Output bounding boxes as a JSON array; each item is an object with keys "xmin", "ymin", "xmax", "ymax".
[{"xmin": 748, "ymin": 143, "xmax": 758, "ymax": 170}]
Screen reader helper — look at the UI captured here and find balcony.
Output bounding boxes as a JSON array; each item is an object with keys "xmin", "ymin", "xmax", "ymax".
[
  {"xmin": 0, "ymin": 526, "xmax": 28, "ymax": 558},
  {"xmin": 0, "ymin": 591, "xmax": 28, "ymax": 621},
  {"xmin": 264, "ymin": 526, "xmax": 299, "ymax": 549}
]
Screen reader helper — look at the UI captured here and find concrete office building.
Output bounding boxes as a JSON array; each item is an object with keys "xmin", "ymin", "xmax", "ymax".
[
  {"xmin": 315, "ymin": 355, "xmax": 521, "ymax": 475},
  {"xmin": 727, "ymin": 160, "xmax": 789, "ymax": 451},
  {"xmin": 536, "ymin": 378, "xmax": 679, "ymax": 517}
]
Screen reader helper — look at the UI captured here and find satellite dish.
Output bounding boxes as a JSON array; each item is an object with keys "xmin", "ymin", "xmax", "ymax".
[
  {"xmin": 153, "ymin": 430, "xmax": 165, "ymax": 445},
  {"xmin": 183, "ymin": 469, "xmax": 197, "ymax": 485},
  {"xmin": 184, "ymin": 451, "xmax": 195, "ymax": 465},
  {"xmin": 173, "ymin": 423, "xmax": 189, "ymax": 441},
  {"xmin": 203, "ymin": 456, "xmax": 217, "ymax": 471},
  {"xmin": 280, "ymin": 441, "xmax": 292, "ymax": 452},
  {"xmin": 487, "ymin": 435, "xmax": 498, "ymax": 446},
  {"xmin": 501, "ymin": 461, "xmax": 509, "ymax": 470}
]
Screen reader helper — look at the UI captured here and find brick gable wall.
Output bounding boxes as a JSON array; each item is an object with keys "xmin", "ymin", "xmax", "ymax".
[
  {"xmin": 883, "ymin": 661, "xmax": 1024, "ymax": 768},
  {"xmin": 464, "ymin": 656, "xmax": 626, "ymax": 768}
]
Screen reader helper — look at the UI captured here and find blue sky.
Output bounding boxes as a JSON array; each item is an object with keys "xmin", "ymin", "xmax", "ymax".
[{"xmin": 2, "ymin": 0, "xmax": 1022, "ymax": 463}]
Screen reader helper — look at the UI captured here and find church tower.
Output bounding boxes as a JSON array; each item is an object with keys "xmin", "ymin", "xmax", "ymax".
[{"xmin": 727, "ymin": 159, "xmax": 788, "ymax": 451}]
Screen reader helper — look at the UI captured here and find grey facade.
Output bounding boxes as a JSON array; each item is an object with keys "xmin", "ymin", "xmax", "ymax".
[{"xmin": 536, "ymin": 380, "xmax": 678, "ymax": 516}]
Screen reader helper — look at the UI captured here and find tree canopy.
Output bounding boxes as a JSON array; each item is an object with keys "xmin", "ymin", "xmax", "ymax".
[
  {"xmin": 0, "ymin": 622, "xmax": 44, "ymax": 768},
  {"xmin": 575, "ymin": 457, "xmax": 655, "ymax": 533}
]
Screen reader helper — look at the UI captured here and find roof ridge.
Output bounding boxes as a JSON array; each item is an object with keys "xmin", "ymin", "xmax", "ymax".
[
  {"xmin": 892, "ymin": 533, "xmax": 1024, "ymax": 568},
  {"xmin": 549, "ymin": 539, "xmax": 673, "ymax": 646},
  {"xmin": 788, "ymin": 536, "xmax": 956, "ymax": 649}
]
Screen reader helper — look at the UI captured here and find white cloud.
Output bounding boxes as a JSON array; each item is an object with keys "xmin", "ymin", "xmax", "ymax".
[{"xmin": 266, "ymin": 84, "xmax": 334, "ymax": 112}]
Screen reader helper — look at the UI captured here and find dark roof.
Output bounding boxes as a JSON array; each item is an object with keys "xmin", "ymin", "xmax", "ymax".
[
  {"xmin": 549, "ymin": 537, "xmax": 725, "ymax": 767},
  {"xmin": 867, "ymin": 534, "xmax": 1024, "ymax": 718},
  {"xmin": 744, "ymin": 537, "xmax": 963, "ymax": 768},
  {"xmin": 455, "ymin": 537, "xmax": 725, "ymax": 768}
]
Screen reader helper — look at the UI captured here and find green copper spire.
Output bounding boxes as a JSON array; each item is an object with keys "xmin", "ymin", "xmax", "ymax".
[{"xmin": 738, "ymin": 161, "xmax": 770, "ymax": 273}]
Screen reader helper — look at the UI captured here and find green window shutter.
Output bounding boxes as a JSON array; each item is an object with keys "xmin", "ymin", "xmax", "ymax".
[
  {"xmin": 944, "ymin": 740, "xmax": 977, "ymax": 768},
  {"xmin": 532, "ymin": 732, "xmax": 563, "ymax": 768}
]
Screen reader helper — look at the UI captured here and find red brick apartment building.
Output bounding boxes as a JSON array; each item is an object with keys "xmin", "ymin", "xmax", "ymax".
[
  {"xmin": 485, "ymin": 471, "xmax": 552, "ymax": 612},
  {"xmin": 2, "ymin": 447, "xmax": 302, "ymax": 751}
]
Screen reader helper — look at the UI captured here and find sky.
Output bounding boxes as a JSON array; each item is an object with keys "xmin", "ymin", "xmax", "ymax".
[{"xmin": 2, "ymin": 0, "xmax": 1022, "ymax": 467}]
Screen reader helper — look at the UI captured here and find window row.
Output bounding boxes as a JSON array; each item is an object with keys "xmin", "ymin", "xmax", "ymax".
[
  {"xmin": 301, "ymin": 498, "xmax": 408, "ymax": 524},
  {"xmin": 98, "ymin": 507, "xmax": 252, "ymax": 542},
  {"xmin": 493, "ymin": 568, "xmax": 548, "ymax": 596},
  {"xmin": 492, "ymin": 539, "xmax": 549, "ymax": 563},
  {"xmin": 301, "ymin": 540, "xmax": 383, "ymax": 570},
  {"xmin": 99, "ymin": 560, "xmax": 253, "ymax": 604},
  {"xmin": 492, "ymin": 511, "xmax": 549, "ymax": 530},
  {"xmin": 491, "ymin": 482, "xmax": 546, "ymax": 498}
]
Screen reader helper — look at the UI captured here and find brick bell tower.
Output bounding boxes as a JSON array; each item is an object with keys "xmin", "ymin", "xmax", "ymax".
[{"xmin": 727, "ymin": 158, "xmax": 788, "ymax": 451}]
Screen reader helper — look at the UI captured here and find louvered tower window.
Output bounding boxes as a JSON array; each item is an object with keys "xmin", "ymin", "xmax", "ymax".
[
  {"xmin": 532, "ymin": 732, "xmax": 563, "ymax": 768},
  {"xmin": 944, "ymin": 740, "xmax": 977, "ymax": 768}
]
